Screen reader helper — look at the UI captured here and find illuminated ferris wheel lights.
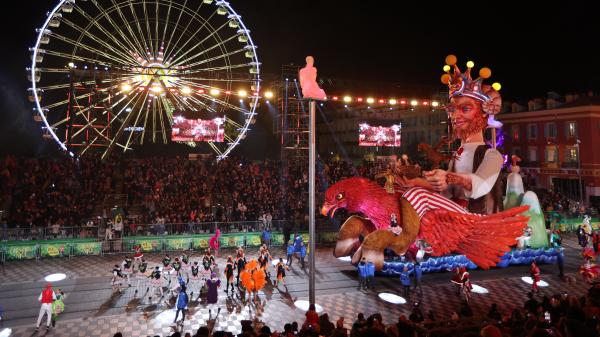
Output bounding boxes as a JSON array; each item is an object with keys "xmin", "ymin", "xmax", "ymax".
[
  {"xmin": 264, "ymin": 91, "xmax": 274, "ymax": 99},
  {"xmin": 343, "ymin": 96, "xmax": 352, "ymax": 103},
  {"xmin": 180, "ymin": 86, "xmax": 192, "ymax": 95},
  {"xmin": 432, "ymin": 101, "xmax": 440, "ymax": 107},
  {"xmin": 366, "ymin": 97, "xmax": 375, "ymax": 104},
  {"xmin": 67, "ymin": 62, "xmax": 75, "ymax": 68},
  {"xmin": 197, "ymin": 89, "xmax": 205, "ymax": 94},
  {"xmin": 121, "ymin": 83, "xmax": 132, "ymax": 92},
  {"xmin": 150, "ymin": 86, "xmax": 163, "ymax": 94},
  {"xmin": 210, "ymin": 88, "xmax": 220, "ymax": 96},
  {"xmin": 410, "ymin": 100, "xmax": 419, "ymax": 106},
  {"xmin": 389, "ymin": 99, "xmax": 397, "ymax": 105},
  {"xmin": 237, "ymin": 90, "xmax": 248, "ymax": 97}
]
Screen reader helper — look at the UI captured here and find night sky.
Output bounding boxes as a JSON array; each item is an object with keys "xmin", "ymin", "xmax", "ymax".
[{"xmin": 0, "ymin": 1, "xmax": 598, "ymax": 156}]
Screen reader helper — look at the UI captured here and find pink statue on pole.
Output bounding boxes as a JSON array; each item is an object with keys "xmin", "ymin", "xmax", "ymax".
[
  {"xmin": 299, "ymin": 56, "xmax": 327, "ymax": 100},
  {"xmin": 209, "ymin": 228, "xmax": 221, "ymax": 254}
]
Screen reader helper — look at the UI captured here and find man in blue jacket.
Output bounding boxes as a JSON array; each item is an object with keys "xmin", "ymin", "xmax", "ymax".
[
  {"xmin": 357, "ymin": 257, "xmax": 367, "ymax": 290},
  {"xmin": 286, "ymin": 240, "xmax": 295, "ymax": 266},
  {"xmin": 413, "ymin": 262, "xmax": 423, "ymax": 297},
  {"xmin": 300, "ymin": 242, "xmax": 307, "ymax": 269},
  {"xmin": 174, "ymin": 285, "xmax": 189, "ymax": 324},
  {"xmin": 365, "ymin": 260, "xmax": 376, "ymax": 290},
  {"xmin": 400, "ymin": 265, "xmax": 412, "ymax": 297}
]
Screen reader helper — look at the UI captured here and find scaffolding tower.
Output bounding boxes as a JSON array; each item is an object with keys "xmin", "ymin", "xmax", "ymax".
[{"xmin": 273, "ymin": 65, "xmax": 309, "ymax": 162}]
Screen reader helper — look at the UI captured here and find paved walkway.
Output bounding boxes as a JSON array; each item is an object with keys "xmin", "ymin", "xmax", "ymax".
[{"xmin": 0, "ymin": 233, "xmax": 592, "ymax": 336}]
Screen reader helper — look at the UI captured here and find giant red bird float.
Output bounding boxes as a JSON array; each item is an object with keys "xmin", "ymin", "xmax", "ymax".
[{"xmin": 321, "ymin": 177, "xmax": 530, "ymax": 270}]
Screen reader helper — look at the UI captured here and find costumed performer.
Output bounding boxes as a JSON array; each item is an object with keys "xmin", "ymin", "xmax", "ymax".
[
  {"xmin": 35, "ymin": 283, "xmax": 56, "ymax": 332},
  {"xmin": 459, "ymin": 266, "xmax": 473, "ymax": 302},
  {"xmin": 51, "ymin": 289, "xmax": 65, "ymax": 328},
  {"xmin": 135, "ymin": 258, "xmax": 149, "ymax": 294},
  {"xmin": 148, "ymin": 266, "xmax": 164, "ymax": 300},
  {"xmin": 236, "ymin": 247, "xmax": 247, "ymax": 287},
  {"xmin": 205, "ymin": 272, "xmax": 221, "ymax": 305},
  {"xmin": 111, "ymin": 264, "xmax": 125, "ymax": 293},
  {"xmin": 224, "ymin": 256, "xmax": 236, "ymax": 295},
  {"xmin": 580, "ymin": 248, "xmax": 600, "ymax": 284},
  {"xmin": 275, "ymin": 258, "xmax": 290, "ymax": 287},
  {"xmin": 530, "ymin": 261, "xmax": 541, "ymax": 294},
  {"xmin": 240, "ymin": 259, "xmax": 266, "ymax": 301},
  {"xmin": 121, "ymin": 255, "xmax": 133, "ymax": 287}
]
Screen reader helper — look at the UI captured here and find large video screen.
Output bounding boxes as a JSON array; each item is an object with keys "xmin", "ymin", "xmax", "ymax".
[
  {"xmin": 358, "ymin": 123, "xmax": 401, "ymax": 147},
  {"xmin": 171, "ymin": 116, "xmax": 225, "ymax": 142}
]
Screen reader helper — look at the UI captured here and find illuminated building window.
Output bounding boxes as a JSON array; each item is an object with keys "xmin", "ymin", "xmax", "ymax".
[
  {"xmin": 511, "ymin": 125, "xmax": 520, "ymax": 141},
  {"xmin": 545, "ymin": 122, "xmax": 556, "ymax": 138},
  {"xmin": 567, "ymin": 122, "xmax": 577, "ymax": 138},
  {"xmin": 528, "ymin": 124, "xmax": 537, "ymax": 140},
  {"xmin": 545, "ymin": 146, "xmax": 557, "ymax": 163}
]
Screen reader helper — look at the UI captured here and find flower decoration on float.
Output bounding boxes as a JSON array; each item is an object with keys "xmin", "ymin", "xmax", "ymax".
[{"xmin": 440, "ymin": 54, "xmax": 502, "ymax": 116}]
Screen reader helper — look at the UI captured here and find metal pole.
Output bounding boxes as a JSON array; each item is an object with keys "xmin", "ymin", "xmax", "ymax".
[{"xmin": 308, "ymin": 99, "xmax": 316, "ymax": 306}]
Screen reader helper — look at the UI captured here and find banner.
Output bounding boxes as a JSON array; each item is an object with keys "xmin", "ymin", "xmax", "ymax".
[
  {"xmin": 219, "ymin": 234, "xmax": 245, "ymax": 248},
  {"xmin": 319, "ymin": 231, "xmax": 338, "ymax": 243},
  {"xmin": 5, "ymin": 243, "xmax": 37, "ymax": 260},
  {"xmin": 40, "ymin": 242, "xmax": 71, "ymax": 258},
  {"xmin": 165, "ymin": 237, "xmax": 192, "ymax": 251},
  {"xmin": 192, "ymin": 236, "xmax": 210, "ymax": 251},
  {"xmin": 72, "ymin": 241, "xmax": 102, "ymax": 256},
  {"xmin": 245, "ymin": 233, "xmax": 262, "ymax": 247},
  {"xmin": 271, "ymin": 233, "xmax": 285, "ymax": 246},
  {"xmin": 133, "ymin": 238, "xmax": 162, "ymax": 252}
]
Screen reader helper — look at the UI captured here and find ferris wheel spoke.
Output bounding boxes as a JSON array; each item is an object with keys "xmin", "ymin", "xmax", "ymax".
[
  {"xmin": 59, "ymin": 17, "xmax": 139, "ymax": 66},
  {"xmin": 168, "ymin": 20, "xmax": 229, "ymax": 67},
  {"xmin": 207, "ymin": 141, "xmax": 223, "ymax": 156},
  {"xmin": 160, "ymin": 0, "xmax": 173, "ymax": 52},
  {"xmin": 162, "ymin": 0, "xmax": 206, "ymax": 62},
  {"xmin": 141, "ymin": 0, "xmax": 155, "ymax": 55},
  {"xmin": 171, "ymin": 33, "xmax": 240, "ymax": 68},
  {"xmin": 157, "ymin": 97, "xmax": 168, "ymax": 144},
  {"xmin": 121, "ymin": 90, "xmax": 151, "ymax": 152},
  {"xmin": 37, "ymin": 80, "xmax": 101, "ymax": 92},
  {"xmin": 48, "ymin": 32, "xmax": 134, "ymax": 67},
  {"xmin": 75, "ymin": 3, "xmax": 146, "ymax": 60},
  {"xmin": 183, "ymin": 44, "xmax": 247, "ymax": 70},
  {"xmin": 126, "ymin": 1, "xmax": 152, "ymax": 56},
  {"xmin": 99, "ymin": 88, "xmax": 148, "ymax": 158},
  {"xmin": 104, "ymin": 0, "xmax": 149, "ymax": 58}
]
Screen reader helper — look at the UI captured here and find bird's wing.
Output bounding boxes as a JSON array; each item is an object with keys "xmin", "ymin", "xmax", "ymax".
[{"xmin": 420, "ymin": 206, "xmax": 530, "ymax": 269}]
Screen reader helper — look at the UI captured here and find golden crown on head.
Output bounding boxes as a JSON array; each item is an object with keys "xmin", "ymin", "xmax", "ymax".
[{"xmin": 441, "ymin": 55, "xmax": 502, "ymax": 115}]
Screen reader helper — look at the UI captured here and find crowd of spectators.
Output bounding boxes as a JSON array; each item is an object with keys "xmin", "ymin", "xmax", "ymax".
[
  {"xmin": 1, "ymin": 154, "xmax": 596, "ymax": 240},
  {"xmin": 541, "ymin": 189, "xmax": 598, "ymax": 219}
]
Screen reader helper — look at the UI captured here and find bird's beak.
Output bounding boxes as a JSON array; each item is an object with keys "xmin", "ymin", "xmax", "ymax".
[{"xmin": 320, "ymin": 202, "xmax": 337, "ymax": 218}]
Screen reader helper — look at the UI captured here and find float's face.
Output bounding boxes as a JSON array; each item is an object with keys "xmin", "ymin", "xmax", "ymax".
[{"xmin": 448, "ymin": 96, "xmax": 486, "ymax": 139}]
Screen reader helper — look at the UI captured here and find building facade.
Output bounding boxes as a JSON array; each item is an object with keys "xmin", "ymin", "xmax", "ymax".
[{"xmin": 499, "ymin": 98, "xmax": 600, "ymax": 205}]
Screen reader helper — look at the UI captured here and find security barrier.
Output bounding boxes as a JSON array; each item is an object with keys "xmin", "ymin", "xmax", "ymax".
[{"xmin": 1, "ymin": 231, "xmax": 339, "ymax": 261}]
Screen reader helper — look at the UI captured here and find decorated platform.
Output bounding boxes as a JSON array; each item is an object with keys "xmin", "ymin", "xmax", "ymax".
[{"xmin": 378, "ymin": 247, "xmax": 562, "ymax": 276}]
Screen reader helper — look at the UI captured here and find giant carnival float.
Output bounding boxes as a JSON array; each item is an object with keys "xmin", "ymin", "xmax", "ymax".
[{"xmin": 321, "ymin": 55, "xmax": 560, "ymax": 276}]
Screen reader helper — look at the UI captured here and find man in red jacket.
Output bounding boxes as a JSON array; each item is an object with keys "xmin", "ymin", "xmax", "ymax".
[{"xmin": 36, "ymin": 283, "xmax": 56, "ymax": 331}]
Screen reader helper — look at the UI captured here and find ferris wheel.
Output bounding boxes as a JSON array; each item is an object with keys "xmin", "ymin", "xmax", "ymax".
[{"xmin": 28, "ymin": 0, "xmax": 260, "ymax": 160}]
